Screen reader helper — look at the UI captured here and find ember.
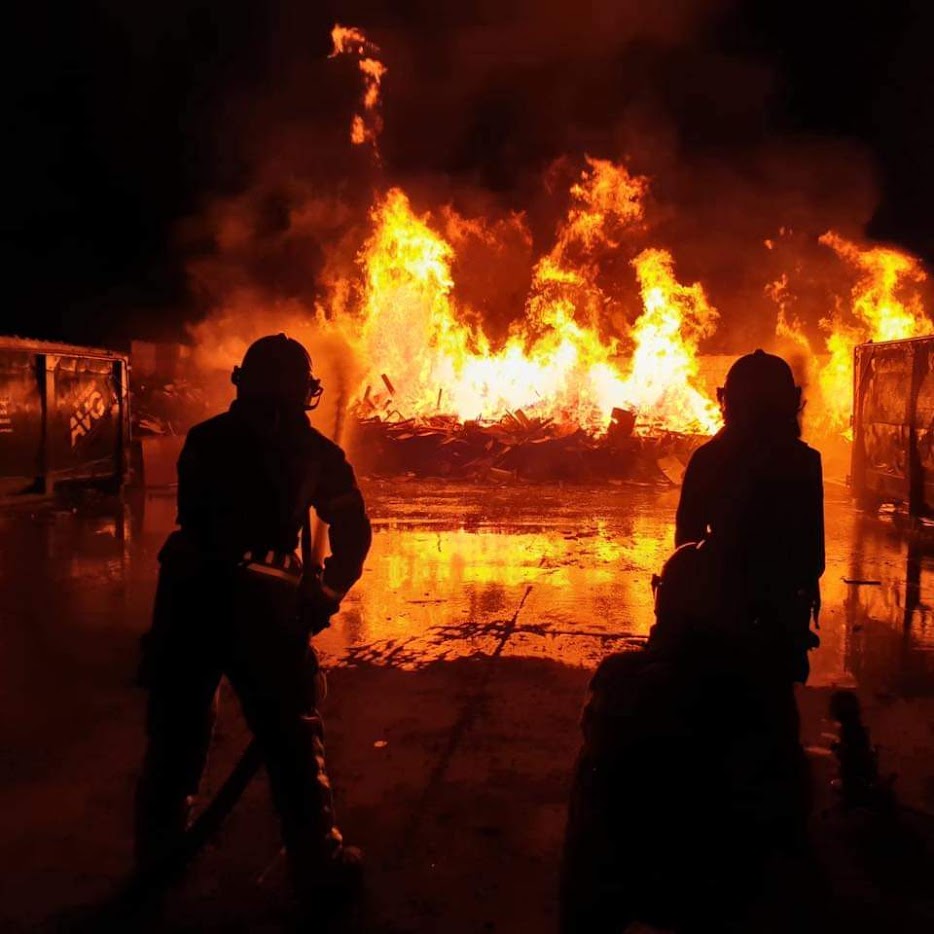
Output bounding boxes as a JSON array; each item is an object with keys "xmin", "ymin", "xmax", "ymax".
[{"xmin": 329, "ymin": 24, "xmax": 386, "ymax": 150}]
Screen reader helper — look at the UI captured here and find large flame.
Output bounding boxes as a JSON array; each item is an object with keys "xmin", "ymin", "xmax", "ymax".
[
  {"xmin": 323, "ymin": 24, "xmax": 923, "ymax": 443},
  {"xmin": 818, "ymin": 232, "xmax": 931, "ymax": 432},
  {"xmin": 620, "ymin": 249, "xmax": 721, "ymax": 434},
  {"xmin": 320, "ymin": 25, "xmax": 721, "ymax": 436},
  {"xmin": 183, "ymin": 22, "xmax": 934, "ymax": 452},
  {"xmin": 329, "ymin": 162, "xmax": 721, "ymax": 435}
]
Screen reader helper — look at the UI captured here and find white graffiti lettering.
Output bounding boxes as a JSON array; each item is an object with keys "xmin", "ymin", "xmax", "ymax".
[{"xmin": 70, "ymin": 388, "xmax": 108, "ymax": 448}]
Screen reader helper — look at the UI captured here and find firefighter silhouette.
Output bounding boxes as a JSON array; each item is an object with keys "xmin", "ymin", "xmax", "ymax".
[
  {"xmin": 676, "ymin": 349, "xmax": 824, "ymax": 683},
  {"xmin": 561, "ymin": 350, "xmax": 823, "ymax": 931},
  {"xmin": 561, "ymin": 539, "xmax": 812, "ymax": 932},
  {"xmin": 135, "ymin": 334, "xmax": 371, "ymax": 910}
]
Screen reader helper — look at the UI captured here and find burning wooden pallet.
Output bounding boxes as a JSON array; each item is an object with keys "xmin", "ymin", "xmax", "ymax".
[{"xmin": 350, "ymin": 407, "xmax": 704, "ymax": 484}]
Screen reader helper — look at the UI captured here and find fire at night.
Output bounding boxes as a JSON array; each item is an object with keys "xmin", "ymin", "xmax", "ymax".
[
  {"xmin": 218, "ymin": 23, "xmax": 934, "ymax": 451},
  {"xmin": 4, "ymin": 6, "xmax": 934, "ymax": 934}
]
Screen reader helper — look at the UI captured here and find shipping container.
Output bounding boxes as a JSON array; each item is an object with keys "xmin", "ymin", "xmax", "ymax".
[
  {"xmin": 0, "ymin": 337, "xmax": 129, "ymax": 497},
  {"xmin": 851, "ymin": 335, "xmax": 934, "ymax": 517}
]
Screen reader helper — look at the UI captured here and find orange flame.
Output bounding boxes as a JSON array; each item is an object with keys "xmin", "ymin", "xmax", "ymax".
[
  {"xmin": 324, "ymin": 160, "xmax": 720, "ymax": 435},
  {"xmin": 769, "ymin": 273, "xmax": 812, "ymax": 355},
  {"xmin": 526, "ymin": 158, "xmax": 646, "ymax": 335},
  {"xmin": 321, "ymin": 24, "xmax": 720, "ymax": 436},
  {"xmin": 620, "ymin": 249, "xmax": 722, "ymax": 434},
  {"xmin": 330, "ymin": 24, "xmax": 368, "ymax": 54},
  {"xmin": 329, "ymin": 24, "xmax": 386, "ymax": 148},
  {"xmin": 551, "ymin": 156, "xmax": 647, "ymax": 259},
  {"xmin": 818, "ymin": 232, "xmax": 931, "ymax": 433}
]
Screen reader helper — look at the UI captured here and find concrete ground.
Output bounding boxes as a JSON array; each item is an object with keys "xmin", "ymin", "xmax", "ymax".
[{"xmin": 0, "ymin": 479, "xmax": 932, "ymax": 931}]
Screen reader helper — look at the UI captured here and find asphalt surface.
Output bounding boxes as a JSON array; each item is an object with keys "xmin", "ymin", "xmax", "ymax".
[{"xmin": 0, "ymin": 478, "xmax": 932, "ymax": 931}]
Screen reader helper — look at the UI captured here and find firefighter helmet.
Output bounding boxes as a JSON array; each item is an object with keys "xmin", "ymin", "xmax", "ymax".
[
  {"xmin": 231, "ymin": 334, "xmax": 323, "ymax": 409},
  {"xmin": 651, "ymin": 540, "xmax": 720, "ymax": 632},
  {"xmin": 717, "ymin": 349, "xmax": 800, "ymax": 428}
]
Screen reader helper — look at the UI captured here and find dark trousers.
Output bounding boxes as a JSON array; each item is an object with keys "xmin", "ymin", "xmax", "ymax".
[
  {"xmin": 560, "ymin": 652, "xmax": 812, "ymax": 932},
  {"xmin": 134, "ymin": 558, "xmax": 341, "ymax": 884}
]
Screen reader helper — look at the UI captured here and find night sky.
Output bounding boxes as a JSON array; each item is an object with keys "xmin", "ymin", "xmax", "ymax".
[{"xmin": 7, "ymin": 0, "xmax": 934, "ymax": 345}]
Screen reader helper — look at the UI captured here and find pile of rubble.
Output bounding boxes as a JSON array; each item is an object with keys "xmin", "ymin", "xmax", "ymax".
[
  {"xmin": 351, "ymin": 406, "xmax": 705, "ymax": 485},
  {"xmin": 132, "ymin": 378, "xmax": 215, "ymax": 436}
]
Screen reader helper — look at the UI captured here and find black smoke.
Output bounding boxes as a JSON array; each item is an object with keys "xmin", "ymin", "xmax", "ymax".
[{"xmin": 6, "ymin": 0, "xmax": 934, "ymax": 344}]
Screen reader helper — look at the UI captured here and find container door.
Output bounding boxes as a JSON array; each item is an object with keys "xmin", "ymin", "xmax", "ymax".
[
  {"xmin": 0, "ymin": 350, "xmax": 42, "ymax": 493},
  {"xmin": 47, "ymin": 355, "xmax": 120, "ymax": 481},
  {"xmin": 857, "ymin": 342, "xmax": 914, "ymax": 503}
]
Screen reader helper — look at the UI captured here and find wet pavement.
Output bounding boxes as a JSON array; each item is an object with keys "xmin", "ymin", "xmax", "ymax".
[
  {"xmin": 317, "ymin": 480, "xmax": 934, "ymax": 688},
  {"xmin": 1, "ymin": 479, "xmax": 933, "ymax": 931}
]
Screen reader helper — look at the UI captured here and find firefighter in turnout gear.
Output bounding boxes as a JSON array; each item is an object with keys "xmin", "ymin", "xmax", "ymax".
[
  {"xmin": 561, "ymin": 352, "xmax": 823, "ymax": 931},
  {"xmin": 135, "ymin": 334, "xmax": 372, "ymax": 906},
  {"xmin": 561, "ymin": 541, "xmax": 813, "ymax": 932},
  {"xmin": 675, "ymin": 349, "xmax": 824, "ymax": 683}
]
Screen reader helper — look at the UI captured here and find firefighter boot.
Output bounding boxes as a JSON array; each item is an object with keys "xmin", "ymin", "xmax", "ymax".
[
  {"xmin": 267, "ymin": 712, "xmax": 364, "ymax": 910},
  {"xmin": 289, "ymin": 746, "xmax": 364, "ymax": 904}
]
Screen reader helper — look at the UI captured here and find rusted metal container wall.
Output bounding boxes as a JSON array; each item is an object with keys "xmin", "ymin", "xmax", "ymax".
[
  {"xmin": 852, "ymin": 336, "xmax": 934, "ymax": 516},
  {"xmin": 0, "ymin": 350, "xmax": 44, "ymax": 494},
  {"xmin": 47, "ymin": 355, "xmax": 122, "ymax": 480},
  {"xmin": 0, "ymin": 338, "xmax": 129, "ymax": 496}
]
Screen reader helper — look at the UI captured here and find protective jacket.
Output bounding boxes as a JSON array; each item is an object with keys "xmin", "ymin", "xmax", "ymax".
[
  {"xmin": 135, "ymin": 399, "xmax": 371, "ymax": 894},
  {"xmin": 675, "ymin": 426, "xmax": 824, "ymax": 680},
  {"xmin": 173, "ymin": 399, "xmax": 370, "ymax": 595},
  {"xmin": 676, "ymin": 427, "xmax": 823, "ymax": 596}
]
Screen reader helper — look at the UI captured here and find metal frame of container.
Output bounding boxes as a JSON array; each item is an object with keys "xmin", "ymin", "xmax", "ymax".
[
  {"xmin": 0, "ymin": 336, "xmax": 130, "ymax": 497},
  {"xmin": 851, "ymin": 335, "xmax": 934, "ymax": 518}
]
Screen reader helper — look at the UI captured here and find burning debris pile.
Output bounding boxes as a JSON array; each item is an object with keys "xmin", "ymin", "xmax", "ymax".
[
  {"xmin": 333, "ymin": 172, "xmax": 717, "ymax": 480},
  {"xmin": 313, "ymin": 24, "xmax": 723, "ymax": 477},
  {"xmin": 352, "ymin": 404, "xmax": 700, "ymax": 483},
  {"xmin": 327, "ymin": 165, "xmax": 722, "ymax": 440},
  {"xmin": 181, "ymin": 23, "xmax": 934, "ymax": 481},
  {"xmin": 127, "ymin": 340, "xmax": 217, "ymax": 437}
]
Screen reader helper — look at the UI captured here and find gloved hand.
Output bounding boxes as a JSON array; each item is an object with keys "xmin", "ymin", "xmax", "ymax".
[{"xmin": 298, "ymin": 569, "xmax": 341, "ymax": 636}]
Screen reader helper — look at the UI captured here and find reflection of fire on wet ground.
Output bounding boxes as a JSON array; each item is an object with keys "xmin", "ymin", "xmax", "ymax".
[
  {"xmin": 307, "ymin": 480, "xmax": 934, "ymax": 697},
  {"xmin": 312, "ymin": 481, "xmax": 675, "ymax": 670}
]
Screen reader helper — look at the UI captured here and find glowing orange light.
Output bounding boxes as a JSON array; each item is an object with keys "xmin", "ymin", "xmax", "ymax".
[
  {"xmin": 323, "ymin": 161, "xmax": 720, "ymax": 435},
  {"xmin": 329, "ymin": 24, "xmax": 386, "ymax": 149},
  {"xmin": 818, "ymin": 232, "xmax": 931, "ymax": 434}
]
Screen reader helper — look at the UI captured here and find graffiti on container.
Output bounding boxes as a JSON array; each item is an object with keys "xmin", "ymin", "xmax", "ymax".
[
  {"xmin": 0, "ymin": 399, "xmax": 11, "ymax": 434},
  {"xmin": 70, "ymin": 385, "xmax": 108, "ymax": 447}
]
